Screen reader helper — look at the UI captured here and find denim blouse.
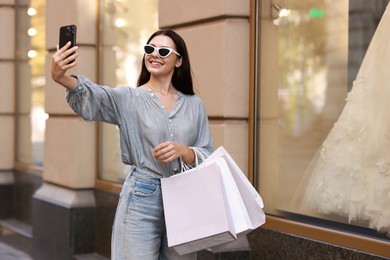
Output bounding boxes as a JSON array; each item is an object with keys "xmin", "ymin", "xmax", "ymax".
[{"xmin": 66, "ymin": 75, "xmax": 214, "ymax": 178}]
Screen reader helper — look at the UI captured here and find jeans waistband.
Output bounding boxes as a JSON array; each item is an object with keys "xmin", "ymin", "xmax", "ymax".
[{"xmin": 129, "ymin": 167, "xmax": 161, "ymax": 185}]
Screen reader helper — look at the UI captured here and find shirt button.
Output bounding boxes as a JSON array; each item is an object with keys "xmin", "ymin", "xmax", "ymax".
[
  {"xmin": 172, "ymin": 168, "xmax": 178, "ymax": 172},
  {"xmin": 170, "ymin": 134, "xmax": 173, "ymax": 137},
  {"xmin": 151, "ymin": 93, "xmax": 154, "ymax": 96},
  {"xmin": 161, "ymin": 105, "xmax": 165, "ymax": 109}
]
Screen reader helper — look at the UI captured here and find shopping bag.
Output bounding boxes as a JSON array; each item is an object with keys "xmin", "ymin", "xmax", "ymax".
[
  {"xmin": 204, "ymin": 147, "xmax": 266, "ymax": 251},
  {"xmin": 205, "ymin": 146, "xmax": 265, "ymax": 232},
  {"xmin": 161, "ymin": 146, "xmax": 266, "ymax": 255},
  {"xmin": 161, "ymin": 158, "xmax": 240, "ymax": 255}
]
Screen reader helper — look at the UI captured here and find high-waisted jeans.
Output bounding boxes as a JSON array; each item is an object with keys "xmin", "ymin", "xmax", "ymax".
[{"xmin": 111, "ymin": 168, "xmax": 196, "ymax": 260}]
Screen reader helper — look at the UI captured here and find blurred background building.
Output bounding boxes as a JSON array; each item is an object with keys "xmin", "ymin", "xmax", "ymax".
[{"xmin": 0, "ymin": 0, "xmax": 389, "ymax": 259}]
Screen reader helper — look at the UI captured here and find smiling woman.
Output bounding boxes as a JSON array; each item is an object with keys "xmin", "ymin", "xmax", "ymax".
[
  {"xmin": 51, "ymin": 24, "xmax": 214, "ymax": 259},
  {"xmin": 138, "ymin": 34, "xmax": 184, "ymax": 113}
]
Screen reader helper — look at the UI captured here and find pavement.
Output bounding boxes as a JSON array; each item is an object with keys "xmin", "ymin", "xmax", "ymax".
[
  {"xmin": 0, "ymin": 219, "xmax": 250, "ymax": 260},
  {"xmin": 0, "ymin": 241, "xmax": 111, "ymax": 260},
  {"xmin": 0, "ymin": 241, "xmax": 33, "ymax": 260},
  {"xmin": 0, "ymin": 219, "xmax": 34, "ymax": 260}
]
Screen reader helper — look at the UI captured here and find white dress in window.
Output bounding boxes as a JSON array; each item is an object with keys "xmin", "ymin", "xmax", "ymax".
[{"xmin": 296, "ymin": 3, "xmax": 390, "ymax": 234}]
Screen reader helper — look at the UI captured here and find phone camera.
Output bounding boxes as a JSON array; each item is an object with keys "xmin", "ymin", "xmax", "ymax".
[{"xmin": 66, "ymin": 26, "xmax": 74, "ymax": 34}]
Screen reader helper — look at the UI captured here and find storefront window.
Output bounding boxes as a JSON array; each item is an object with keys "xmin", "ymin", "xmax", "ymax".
[
  {"xmin": 16, "ymin": 0, "xmax": 47, "ymax": 167},
  {"xmin": 98, "ymin": 0, "xmax": 158, "ymax": 182},
  {"xmin": 257, "ymin": 0, "xmax": 390, "ymax": 239}
]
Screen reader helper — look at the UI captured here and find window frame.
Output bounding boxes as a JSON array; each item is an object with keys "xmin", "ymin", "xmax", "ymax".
[{"xmin": 249, "ymin": 0, "xmax": 390, "ymax": 258}]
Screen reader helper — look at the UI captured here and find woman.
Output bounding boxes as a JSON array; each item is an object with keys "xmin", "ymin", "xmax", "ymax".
[{"xmin": 51, "ymin": 29, "xmax": 214, "ymax": 259}]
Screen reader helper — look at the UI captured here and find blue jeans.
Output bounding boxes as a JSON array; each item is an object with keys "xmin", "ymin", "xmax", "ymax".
[{"xmin": 111, "ymin": 168, "xmax": 196, "ymax": 260}]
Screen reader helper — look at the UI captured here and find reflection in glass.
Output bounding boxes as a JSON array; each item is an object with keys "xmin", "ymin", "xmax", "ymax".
[
  {"xmin": 275, "ymin": 0, "xmax": 336, "ymax": 209},
  {"xmin": 259, "ymin": 0, "xmax": 389, "ymax": 236},
  {"xmin": 99, "ymin": 0, "xmax": 158, "ymax": 182},
  {"xmin": 16, "ymin": 0, "xmax": 47, "ymax": 167}
]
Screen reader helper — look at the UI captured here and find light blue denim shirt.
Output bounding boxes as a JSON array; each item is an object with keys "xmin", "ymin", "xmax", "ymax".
[{"xmin": 66, "ymin": 75, "xmax": 214, "ymax": 178}]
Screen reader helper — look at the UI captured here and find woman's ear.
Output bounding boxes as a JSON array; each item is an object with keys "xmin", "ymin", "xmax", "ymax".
[{"xmin": 175, "ymin": 57, "xmax": 182, "ymax": 68}]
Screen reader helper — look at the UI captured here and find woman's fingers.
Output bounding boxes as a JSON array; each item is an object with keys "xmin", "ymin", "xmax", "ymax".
[
  {"xmin": 58, "ymin": 41, "xmax": 72, "ymax": 52},
  {"xmin": 63, "ymin": 52, "xmax": 79, "ymax": 65},
  {"xmin": 58, "ymin": 46, "xmax": 78, "ymax": 61},
  {"xmin": 51, "ymin": 43, "xmax": 78, "ymax": 82},
  {"xmin": 53, "ymin": 47, "xmax": 78, "ymax": 68},
  {"xmin": 153, "ymin": 143, "xmax": 172, "ymax": 160},
  {"xmin": 153, "ymin": 142, "xmax": 185, "ymax": 163},
  {"xmin": 54, "ymin": 42, "xmax": 77, "ymax": 60}
]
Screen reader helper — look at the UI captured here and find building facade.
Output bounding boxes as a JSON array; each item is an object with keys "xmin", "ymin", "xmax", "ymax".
[{"xmin": 0, "ymin": 0, "xmax": 389, "ymax": 259}]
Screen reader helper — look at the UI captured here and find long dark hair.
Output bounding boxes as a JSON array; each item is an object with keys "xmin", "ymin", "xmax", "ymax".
[{"xmin": 137, "ymin": 29, "xmax": 194, "ymax": 95}]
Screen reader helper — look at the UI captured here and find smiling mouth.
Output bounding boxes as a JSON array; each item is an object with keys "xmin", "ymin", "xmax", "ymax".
[{"xmin": 150, "ymin": 60, "xmax": 163, "ymax": 66}]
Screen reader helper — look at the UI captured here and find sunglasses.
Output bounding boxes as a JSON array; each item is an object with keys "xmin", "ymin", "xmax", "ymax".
[{"xmin": 144, "ymin": 44, "xmax": 181, "ymax": 58}]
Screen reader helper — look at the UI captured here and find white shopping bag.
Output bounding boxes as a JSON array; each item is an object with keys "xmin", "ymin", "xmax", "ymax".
[
  {"xmin": 161, "ymin": 147, "xmax": 266, "ymax": 255},
  {"xmin": 213, "ymin": 157, "xmax": 254, "ymax": 236},
  {"xmin": 205, "ymin": 147, "xmax": 265, "ymax": 233},
  {"xmin": 161, "ymin": 158, "xmax": 240, "ymax": 255},
  {"xmin": 204, "ymin": 147, "xmax": 266, "ymax": 251}
]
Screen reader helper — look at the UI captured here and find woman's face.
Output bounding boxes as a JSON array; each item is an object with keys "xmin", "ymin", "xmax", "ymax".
[{"xmin": 144, "ymin": 35, "xmax": 182, "ymax": 78}]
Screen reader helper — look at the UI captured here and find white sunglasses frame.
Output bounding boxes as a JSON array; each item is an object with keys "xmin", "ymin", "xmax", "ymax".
[{"xmin": 144, "ymin": 44, "xmax": 181, "ymax": 58}]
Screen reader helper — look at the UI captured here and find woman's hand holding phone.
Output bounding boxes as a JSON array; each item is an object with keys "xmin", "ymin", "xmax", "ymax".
[
  {"xmin": 51, "ymin": 42, "xmax": 79, "ymax": 90},
  {"xmin": 51, "ymin": 24, "xmax": 79, "ymax": 90}
]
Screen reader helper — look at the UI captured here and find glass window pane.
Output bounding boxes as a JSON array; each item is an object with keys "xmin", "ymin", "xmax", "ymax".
[
  {"xmin": 99, "ymin": 0, "xmax": 158, "ymax": 182},
  {"xmin": 16, "ymin": 0, "xmax": 47, "ymax": 167},
  {"xmin": 258, "ymin": 0, "xmax": 390, "ymax": 238}
]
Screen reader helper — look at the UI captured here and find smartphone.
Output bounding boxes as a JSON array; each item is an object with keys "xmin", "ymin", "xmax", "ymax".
[{"xmin": 59, "ymin": 24, "xmax": 77, "ymax": 64}]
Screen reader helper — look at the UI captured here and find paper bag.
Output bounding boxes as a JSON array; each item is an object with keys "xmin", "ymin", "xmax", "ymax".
[
  {"xmin": 204, "ymin": 147, "xmax": 266, "ymax": 252},
  {"xmin": 161, "ymin": 147, "xmax": 266, "ymax": 255},
  {"xmin": 161, "ymin": 158, "xmax": 239, "ymax": 255},
  {"xmin": 205, "ymin": 146, "xmax": 266, "ymax": 233}
]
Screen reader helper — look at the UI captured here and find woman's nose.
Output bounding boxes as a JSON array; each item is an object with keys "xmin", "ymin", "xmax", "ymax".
[{"xmin": 151, "ymin": 50, "xmax": 159, "ymax": 57}]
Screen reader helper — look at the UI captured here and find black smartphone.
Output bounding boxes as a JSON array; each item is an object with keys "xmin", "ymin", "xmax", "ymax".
[{"xmin": 59, "ymin": 24, "xmax": 77, "ymax": 64}]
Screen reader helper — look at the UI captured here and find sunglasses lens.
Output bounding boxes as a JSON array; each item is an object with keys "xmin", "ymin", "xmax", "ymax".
[
  {"xmin": 158, "ymin": 48, "xmax": 171, "ymax": 57},
  {"xmin": 144, "ymin": 45, "xmax": 155, "ymax": 54}
]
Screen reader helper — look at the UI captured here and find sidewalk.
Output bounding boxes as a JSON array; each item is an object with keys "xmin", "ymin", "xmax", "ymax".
[
  {"xmin": 0, "ymin": 219, "xmax": 109, "ymax": 260},
  {"xmin": 0, "ymin": 219, "xmax": 34, "ymax": 260},
  {"xmin": 0, "ymin": 241, "xmax": 33, "ymax": 260},
  {"xmin": 0, "ymin": 219, "xmax": 250, "ymax": 260}
]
